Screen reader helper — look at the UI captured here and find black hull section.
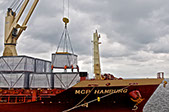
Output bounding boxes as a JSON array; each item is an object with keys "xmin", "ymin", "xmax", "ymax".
[{"xmin": 0, "ymin": 85, "xmax": 159, "ymax": 112}]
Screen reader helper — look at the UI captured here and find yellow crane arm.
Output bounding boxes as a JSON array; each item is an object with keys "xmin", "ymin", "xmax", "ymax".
[
  {"xmin": 3, "ymin": 0, "xmax": 39, "ymax": 56},
  {"xmin": 15, "ymin": 0, "xmax": 30, "ymax": 23},
  {"xmin": 16, "ymin": 0, "xmax": 39, "ymax": 40},
  {"xmin": 6, "ymin": 0, "xmax": 29, "ymax": 42}
]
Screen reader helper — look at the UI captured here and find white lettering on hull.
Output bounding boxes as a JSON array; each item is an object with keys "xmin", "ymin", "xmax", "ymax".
[{"xmin": 75, "ymin": 89, "xmax": 128, "ymax": 94}]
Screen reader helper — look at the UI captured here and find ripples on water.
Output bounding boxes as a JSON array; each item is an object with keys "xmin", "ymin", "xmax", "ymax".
[{"xmin": 143, "ymin": 78, "xmax": 169, "ymax": 112}]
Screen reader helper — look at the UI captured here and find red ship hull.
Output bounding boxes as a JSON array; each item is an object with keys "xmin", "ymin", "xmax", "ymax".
[{"xmin": 0, "ymin": 84, "xmax": 159, "ymax": 112}]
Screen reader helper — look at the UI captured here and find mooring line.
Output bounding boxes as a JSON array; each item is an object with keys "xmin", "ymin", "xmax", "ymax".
[{"xmin": 62, "ymin": 86, "xmax": 130, "ymax": 112}]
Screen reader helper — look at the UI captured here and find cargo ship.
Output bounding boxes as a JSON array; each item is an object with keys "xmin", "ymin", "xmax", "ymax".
[{"xmin": 0, "ymin": 0, "xmax": 166, "ymax": 112}]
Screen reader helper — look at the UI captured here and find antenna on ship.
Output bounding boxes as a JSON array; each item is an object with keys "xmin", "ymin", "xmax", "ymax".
[{"xmin": 92, "ymin": 30, "xmax": 102, "ymax": 80}]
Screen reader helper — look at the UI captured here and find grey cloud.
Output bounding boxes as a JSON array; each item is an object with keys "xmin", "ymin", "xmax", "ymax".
[
  {"xmin": 146, "ymin": 35, "xmax": 169, "ymax": 53},
  {"xmin": 76, "ymin": 0, "xmax": 169, "ymax": 53},
  {"xmin": 1, "ymin": 0, "xmax": 169, "ymax": 78}
]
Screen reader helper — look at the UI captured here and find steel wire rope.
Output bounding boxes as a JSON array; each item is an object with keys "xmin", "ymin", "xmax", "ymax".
[
  {"xmin": 64, "ymin": 29, "xmax": 71, "ymax": 68},
  {"xmin": 56, "ymin": 30, "xmax": 65, "ymax": 53},
  {"xmin": 11, "ymin": 0, "xmax": 20, "ymax": 10},
  {"xmin": 15, "ymin": 0, "xmax": 24, "ymax": 12},
  {"xmin": 63, "ymin": 30, "xmax": 68, "ymax": 52},
  {"xmin": 65, "ymin": 33, "xmax": 68, "ymax": 53},
  {"xmin": 63, "ymin": 0, "xmax": 65, "ymax": 17},
  {"xmin": 66, "ymin": 29, "xmax": 74, "ymax": 54},
  {"xmin": 62, "ymin": 86, "xmax": 130, "ymax": 112},
  {"xmin": 64, "ymin": 31, "xmax": 71, "ymax": 68},
  {"xmin": 74, "ymin": 87, "xmax": 95, "ymax": 107},
  {"xmin": 63, "ymin": 31, "xmax": 66, "ymax": 52},
  {"xmin": 68, "ymin": 0, "xmax": 69, "ymax": 18},
  {"xmin": 52, "ymin": 0, "xmax": 72, "ymax": 69},
  {"xmin": 9, "ymin": 0, "xmax": 17, "ymax": 9},
  {"xmin": 63, "ymin": 0, "xmax": 69, "ymax": 18},
  {"xmin": 66, "ymin": 29, "xmax": 75, "ymax": 67},
  {"xmin": 52, "ymin": 0, "xmax": 66, "ymax": 67},
  {"xmin": 65, "ymin": 29, "xmax": 72, "ymax": 68},
  {"xmin": 52, "ymin": 30, "xmax": 65, "ymax": 66}
]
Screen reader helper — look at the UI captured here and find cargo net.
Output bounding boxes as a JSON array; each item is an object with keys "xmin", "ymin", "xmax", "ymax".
[
  {"xmin": 0, "ymin": 72, "xmax": 80, "ymax": 89},
  {"xmin": 51, "ymin": 18, "xmax": 78, "ymax": 69},
  {"xmin": 0, "ymin": 56, "xmax": 51, "ymax": 72}
]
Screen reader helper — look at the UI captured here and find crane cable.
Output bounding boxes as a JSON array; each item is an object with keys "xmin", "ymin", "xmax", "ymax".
[
  {"xmin": 10, "ymin": 0, "xmax": 20, "ymax": 10},
  {"xmin": 52, "ymin": 0, "xmax": 72, "ymax": 68},
  {"xmin": 9, "ymin": 0, "xmax": 19, "ymax": 9},
  {"xmin": 56, "ymin": 0, "xmax": 72, "ymax": 53},
  {"xmin": 55, "ymin": 29, "xmax": 73, "ymax": 53},
  {"xmin": 63, "ymin": 0, "xmax": 70, "ymax": 18},
  {"xmin": 15, "ymin": 0, "xmax": 24, "ymax": 12},
  {"xmin": 63, "ymin": 0, "xmax": 65, "ymax": 17},
  {"xmin": 68, "ymin": 0, "xmax": 69, "ymax": 18},
  {"xmin": 9, "ymin": 0, "xmax": 24, "ymax": 12},
  {"xmin": 74, "ymin": 87, "xmax": 95, "ymax": 107},
  {"xmin": 67, "ymin": 30, "xmax": 74, "ymax": 54},
  {"xmin": 9, "ymin": 0, "xmax": 17, "ymax": 8},
  {"xmin": 62, "ymin": 86, "xmax": 130, "ymax": 112}
]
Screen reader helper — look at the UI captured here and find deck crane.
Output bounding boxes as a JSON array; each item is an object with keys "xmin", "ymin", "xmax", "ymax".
[{"xmin": 3, "ymin": 0, "xmax": 39, "ymax": 56}]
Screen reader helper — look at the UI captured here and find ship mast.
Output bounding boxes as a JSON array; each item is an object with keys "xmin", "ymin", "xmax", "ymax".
[
  {"xmin": 3, "ymin": 0, "xmax": 39, "ymax": 56},
  {"xmin": 92, "ymin": 30, "xmax": 101, "ymax": 80}
]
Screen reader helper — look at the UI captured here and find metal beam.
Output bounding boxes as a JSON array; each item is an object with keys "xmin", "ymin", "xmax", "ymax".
[
  {"xmin": 6, "ymin": 0, "xmax": 30, "ymax": 42},
  {"xmin": 16, "ymin": 0, "xmax": 39, "ymax": 40}
]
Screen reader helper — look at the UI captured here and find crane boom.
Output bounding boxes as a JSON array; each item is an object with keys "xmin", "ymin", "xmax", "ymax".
[
  {"xmin": 5, "ymin": 0, "xmax": 29, "ymax": 42},
  {"xmin": 3, "ymin": 0, "xmax": 39, "ymax": 56},
  {"xmin": 16, "ymin": 0, "xmax": 39, "ymax": 40}
]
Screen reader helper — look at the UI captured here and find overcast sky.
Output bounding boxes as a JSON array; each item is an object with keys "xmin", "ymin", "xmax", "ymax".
[{"xmin": 0, "ymin": 0, "xmax": 169, "ymax": 78}]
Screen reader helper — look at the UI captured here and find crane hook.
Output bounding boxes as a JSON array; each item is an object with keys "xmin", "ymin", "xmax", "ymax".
[{"xmin": 63, "ymin": 17, "xmax": 69, "ymax": 28}]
